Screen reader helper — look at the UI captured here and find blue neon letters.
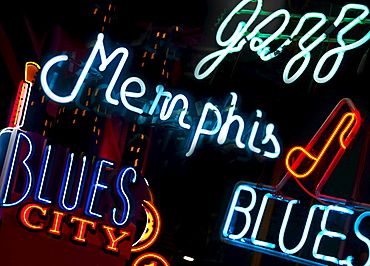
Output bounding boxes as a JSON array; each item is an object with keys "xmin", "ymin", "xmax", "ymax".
[
  {"xmin": 0, "ymin": 129, "xmax": 137, "ymax": 227},
  {"xmin": 222, "ymin": 182, "xmax": 370, "ymax": 266},
  {"xmin": 40, "ymin": 33, "xmax": 281, "ymax": 159}
]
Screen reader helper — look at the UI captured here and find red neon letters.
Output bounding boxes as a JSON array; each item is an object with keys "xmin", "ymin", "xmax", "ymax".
[
  {"xmin": 20, "ymin": 203, "xmax": 47, "ymax": 230},
  {"xmin": 48, "ymin": 210, "xmax": 64, "ymax": 235},
  {"xmin": 19, "ymin": 203, "xmax": 130, "ymax": 253},
  {"xmin": 101, "ymin": 225, "xmax": 130, "ymax": 252},
  {"xmin": 70, "ymin": 216, "xmax": 97, "ymax": 243}
]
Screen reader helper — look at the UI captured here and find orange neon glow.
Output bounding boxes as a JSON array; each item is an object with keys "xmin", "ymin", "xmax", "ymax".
[
  {"xmin": 101, "ymin": 225, "xmax": 130, "ymax": 252},
  {"xmin": 70, "ymin": 216, "xmax": 96, "ymax": 242},
  {"xmin": 12, "ymin": 82, "xmax": 27, "ymax": 127},
  {"xmin": 9, "ymin": 62, "xmax": 40, "ymax": 127},
  {"xmin": 144, "ymin": 262, "xmax": 157, "ymax": 266},
  {"xmin": 132, "ymin": 253, "xmax": 170, "ymax": 266},
  {"xmin": 286, "ymin": 112, "xmax": 359, "ymax": 179},
  {"xmin": 140, "ymin": 205, "xmax": 155, "ymax": 242},
  {"xmin": 24, "ymin": 62, "xmax": 41, "ymax": 84},
  {"xmin": 48, "ymin": 210, "xmax": 65, "ymax": 235},
  {"xmin": 131, "ymin": 200, "xmax": 161, "ymax": 253},
  {"xmin": 20, "ymin": 203, "xmax": 47, "ymax": 230}
]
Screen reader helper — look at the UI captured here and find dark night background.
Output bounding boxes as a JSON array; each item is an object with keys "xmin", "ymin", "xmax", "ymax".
[{"xmin": 2, "ymin": 0, "xmax": 370, "ymax": 265}]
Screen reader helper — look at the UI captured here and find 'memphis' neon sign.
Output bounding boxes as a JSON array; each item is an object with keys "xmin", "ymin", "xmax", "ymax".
[
  {"xmin": 40, "ymin": 33, "xmax": 281, "ymax": 159},
  {"xmin": 221, "ymin": 98, "xmax": 370, "ymax": 266},
  {"xmin": 195, "ymin": 1, "xmax": 370, "ymax": 84}
]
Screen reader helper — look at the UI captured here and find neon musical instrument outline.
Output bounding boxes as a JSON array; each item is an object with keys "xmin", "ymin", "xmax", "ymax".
[{"xmin": 285, "ymin": 111, "xmax": 359, "ymax": 179}]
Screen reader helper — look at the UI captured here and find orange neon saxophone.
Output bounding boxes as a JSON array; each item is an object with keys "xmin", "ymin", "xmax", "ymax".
[{"xmin": 283, "ymin": 98, "xmax": 362, "ymax": 204}]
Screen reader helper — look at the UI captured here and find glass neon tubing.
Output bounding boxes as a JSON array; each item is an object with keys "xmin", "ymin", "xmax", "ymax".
[
  {"xmin": 285, "ymin": 112, "xmax": 357, "ymax": 179},
  {"xmin": 314, "ymin": 4, "xmax": 370, "ymax": 83},
  {"xmin": 352, "ymin": 212, "xmax": 370, "ymax": 266},
  {"xmin": 222, "ymin": 184, "xmax": 256, "ymax": 240},
  {"xmin": 159, "ymin": 94, "xmax": 191, "ymax": 129},
  {"xmin": 2, "ymin": 131, "xmax": 34, "ymax": 207},
  {"xmin": 283, "ymin": 13, "xmax": 327, "ymax": 83},
  {"xmin": 119, "ymin": 77, "xmax": 146, "ymax": 114},
  {"xmin": 279, "ymin": 204, "xmax": 321, "ymax": 254},
  {"xmin": 247, "ymin": 9, "xmax": 290, "ymax": 60},
  {"xmin": 185, "ymin": 102, "xmax": 222, "ymax": 157},
  {"xmin": 250, "ymin": 193, "xmax": 275, "ymax": 248},
  {"xmin": 41, "ymin": 33, "xmax": 130, "ymax": 104},
  {"xmin": 217, "ymin": 92, "xmax": 245, "ymax": 148},
  {"xmin": 35, "ymin": 145, "xmax": 52, "ymax": 204},
  {"xmin": 111, "ymin": 167, "xmax": 136, "ymax": 226},
  {"xmin": 59, "ymin": 154, "xmax": 87, "ymax": 211},
  {"xmin": 85, "ymin": 159, "xmax": 114, "ymax": 218},
  {"xmin": 131, "ymin": 200, "xmax": 161, "ymax": 252},
  {"xmin": 195, "ymin": 0, "xmax": 263, "ymax": 79},
  {"xmin": 312, "ymin": 205, "xmax": 354, "ymax": 265}
]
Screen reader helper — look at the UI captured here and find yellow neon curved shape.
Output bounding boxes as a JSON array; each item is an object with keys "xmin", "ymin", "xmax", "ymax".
[
  {"xmin": 131, "ymin": 200, "xmax": 161, "ymax": 252},
  {"xmin": 286, "ymin": 112, "xmax": 357, "ymax": 178},
  {"xmin": 132, "ymin": 252, "xmax": 170, "ymax": 266}
]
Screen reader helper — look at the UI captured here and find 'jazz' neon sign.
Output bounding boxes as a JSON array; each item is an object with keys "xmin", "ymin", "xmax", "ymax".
[
  {"xmin": 195, "ymin": 0, "xmax": 370, "ymax": 84},
  {"xmin": 221, "ymin": 98, "xmax": 370, "ymax": 265},
  {"xmin": 40, "ymin": 33, "xmax": 281, "ymax": 159}
]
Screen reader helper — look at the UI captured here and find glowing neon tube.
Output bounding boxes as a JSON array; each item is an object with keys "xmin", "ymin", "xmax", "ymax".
[{"xmin": 286, "ymin": 112, "xmax": 358, "ymax": 179}]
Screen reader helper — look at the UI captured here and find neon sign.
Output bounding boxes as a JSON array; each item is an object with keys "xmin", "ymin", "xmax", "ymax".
[
  {"xmin": 40, "ymin": 33, "xmax": 281, "ymax": 159},
  {"xmin": 19, "ymin": 202, "xmax": 130, "ymax": 250},
  {"xmin": 194, "ymin": 0, "xmax": 370, "ymax": 84},
  {"xmin": 0, "ymin": 127, "xmax": 168, "ymax": 262},
  {"xmin": 0, "ymin": 128, "xmax": 136, "ymax": 225},
  {"xmin": 221, "ymin": 98, "xmax": 370, "ymax": 265},
  {"xmin": 132, "ymin": 252, "xmax": 170, "ymax": 266},
  {"xmin": 9, "ymin": 62, "xmax": 40, "ymax": 128}
]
